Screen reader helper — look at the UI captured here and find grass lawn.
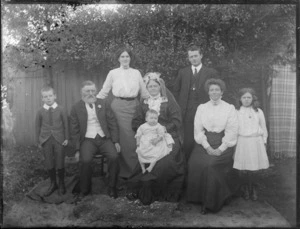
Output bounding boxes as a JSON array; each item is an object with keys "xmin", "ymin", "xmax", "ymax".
[
  {"xmin": 1, "ymin": 145, "xmax": 297, "ymax": 227},
  {"xmin": 256, "ymin": 157, "xmax": 297, "ymax": 227}
]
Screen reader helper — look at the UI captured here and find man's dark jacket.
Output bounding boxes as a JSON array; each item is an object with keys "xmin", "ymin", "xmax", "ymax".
[
  {"xmin": 173, "ymin": 65, "xmax": 219, "ymax": 119},
  {"xmin": 70, "ymin": 98, "xmax": 119, "ymax": 151}
]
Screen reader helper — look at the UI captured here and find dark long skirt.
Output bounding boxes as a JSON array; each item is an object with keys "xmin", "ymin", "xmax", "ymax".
[
  {"xmin": 127, "ymin": 137, "xmax": 185, "ymax": 205},
  {"xmin": 111, "ymin": 98, "xmax": 139, "ymax": 179},
  {"xmin": 186, "ymin": 131, "xmax": 234, "ymax": 212}
]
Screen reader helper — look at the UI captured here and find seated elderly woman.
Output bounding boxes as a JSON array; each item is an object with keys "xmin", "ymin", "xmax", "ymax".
[
  {"xmin": 126, "ymin": 72, "xmax": 185, "ymax": 205},
  {"xmin": 186, "ymin": 78, "xmax": 238, "ymax": 214}
]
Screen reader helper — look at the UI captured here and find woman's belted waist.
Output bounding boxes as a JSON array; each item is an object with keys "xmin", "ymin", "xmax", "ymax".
[
  {"xmin": 116, "ymin": 97, "xmax": 136, "ymax": 101},
  {"xmin": 238, "ymin": 133, "xmax": 263, "ymax": 138},
  {"xmin": 204, "ymin": 129, "xmax": 225, "ymax": 135}
]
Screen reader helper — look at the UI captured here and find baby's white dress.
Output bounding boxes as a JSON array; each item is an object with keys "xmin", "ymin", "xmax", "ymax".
[{"xmin": 136, "ymin": 123, "xmax": 174, "ymax": 164}]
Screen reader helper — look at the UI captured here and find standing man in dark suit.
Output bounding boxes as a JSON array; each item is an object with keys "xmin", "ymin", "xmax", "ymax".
[
  {"xmin": 173, "ymin": 45, "xmax": 219, "ymax": 160},
  {"xmin": 70, "ymin": 80, "xmax": 121, "ymax": 199}
]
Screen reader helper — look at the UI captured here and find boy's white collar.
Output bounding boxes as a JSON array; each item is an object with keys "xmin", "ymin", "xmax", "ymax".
[{"xmin": 43, "ymin": 102, "xmax": 58, "ymax": 110}]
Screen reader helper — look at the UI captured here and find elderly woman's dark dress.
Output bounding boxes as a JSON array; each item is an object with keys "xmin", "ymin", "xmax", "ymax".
[{"xmin": 127, "ymin": 87, "xmax": 185, "ymax": 205}]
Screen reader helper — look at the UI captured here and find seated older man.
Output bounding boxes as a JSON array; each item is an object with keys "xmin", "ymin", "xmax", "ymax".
[{"xmin": 70, "ymin": 80, "xmax": 121, "ymax": 199}]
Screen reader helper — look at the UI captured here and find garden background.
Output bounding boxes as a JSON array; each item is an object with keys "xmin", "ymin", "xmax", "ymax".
[
  {"xmin": 1, "ymin": 2, "xmax": 297, "ymax": 227},
  {"xmin": 2, "ymin": 3, "xmax": 296, "ymax": 157}
]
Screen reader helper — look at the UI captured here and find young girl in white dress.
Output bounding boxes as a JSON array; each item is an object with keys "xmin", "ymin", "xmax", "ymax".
[
  {"xmin": 135, "ymin": 109, "xmax": 174, "ymax": 173},
  {"xmin": 233, "ymin": 88, "xmax": 269, "ymax": 201}
]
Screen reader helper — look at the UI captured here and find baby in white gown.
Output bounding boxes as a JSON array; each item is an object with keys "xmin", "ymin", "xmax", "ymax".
[{"xmin": 135, "ymin": 109, "xmax": 174, "ymax": 173}]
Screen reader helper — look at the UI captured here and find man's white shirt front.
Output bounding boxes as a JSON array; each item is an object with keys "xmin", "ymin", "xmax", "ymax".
[{"xmin": 85, "ymin": 103, "xmax": 105, "ymax": 138}]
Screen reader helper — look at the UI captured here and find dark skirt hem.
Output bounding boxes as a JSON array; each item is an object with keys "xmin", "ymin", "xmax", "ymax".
[
  {"xmin": 137, "ymin": 181, "xmax": 184, "ymax": 205},
  {"xmin": 186, "ymin": 131, "xmax": 234, "ymax": 212}
]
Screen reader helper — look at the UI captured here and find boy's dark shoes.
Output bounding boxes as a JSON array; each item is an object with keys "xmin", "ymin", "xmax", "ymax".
[
  {"xmin": 65, "ymin": 156, "xmax": 78, "ymax": 164},
  {"xmin": 58, "ymin": 183, "xmax": 66, "ymax": 195},
  {"xmin": 241, "ymin": 184, "xmax": 250, "ymax": 200},
  {"xmin": 44, "ymin": 168, "xmax": 58, "ymax": 197},
  {"xmin": 224, "ymin": 196, "xmax": 232, "ymax": 206},
  {"xmin": 251, "ymin": 186, "xmax": 258, "ymax": 201},
  {"xmin": 73, "ymin": 193, "xmax": 87, "ymax": 205},
  {"xmin": 58, "ymin": 169, "xmax": 66, "ymax": 195},
  {"xmin": 108, "ymin": 187, "xmax": 118, "ymax": 199},
  {"xmin": 116, "ymin": 185, "xmax": 125, "ymax": 191},
  {"xmin": 44, "ymin": 182, "xmax": 58, "ymax": 197},
  {"xmin": 126, "ymin": 192, "xmax": 138, "ymax": 201},
  {"xmin": 117, "ymin": 187, "xmax": 123, "ymax": 191},
  {"xmin": 200, "ymin": 205, "xmax": 207, "ymax": 215}
]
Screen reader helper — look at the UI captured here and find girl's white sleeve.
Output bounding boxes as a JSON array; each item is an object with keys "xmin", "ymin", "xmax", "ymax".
[
  {"xmin": 96, "ymin": 71, "xmax": 113, "ymax": 99},
  {"xmin": 258, "ymin": 108, "xmax": 268, "ymax": 144}
]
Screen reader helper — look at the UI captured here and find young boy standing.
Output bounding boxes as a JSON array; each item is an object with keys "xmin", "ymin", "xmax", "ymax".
[{"xmin": 35, "ymin": 86, "xmax": 69, "ymax": 196}]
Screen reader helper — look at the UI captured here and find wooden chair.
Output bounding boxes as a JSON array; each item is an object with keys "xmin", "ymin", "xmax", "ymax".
[
  {"xmin": 93, "ymin": 154, "xmax": 107, "ymax": 176},
  {"xmin": 64, "ymin": 144, "xmax": 107, "ymax": 177}
]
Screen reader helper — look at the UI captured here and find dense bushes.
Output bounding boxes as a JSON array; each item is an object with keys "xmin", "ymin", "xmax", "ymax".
[{"xmin": 3, "ymin": 4, "xmax": 296, "ymax": 88}]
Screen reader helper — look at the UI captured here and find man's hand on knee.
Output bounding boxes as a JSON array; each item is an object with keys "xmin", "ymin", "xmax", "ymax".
[
  {"xmin": 114, "ymin": 143, "xmax": 121, "ymax": 153},
  {"xmin": 75, "ymin": 150, "xmax": 80, "ymax": 162}
]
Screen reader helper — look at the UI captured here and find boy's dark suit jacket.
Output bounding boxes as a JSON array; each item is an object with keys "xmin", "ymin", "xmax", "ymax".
[
  {"xmin": 70, "ymin": 98, "xmax": 119, "ymax": 151},
  {"xmin": 35, "ymin": 105, "xmax": 69, "ymax": 145},
  {"xmin": 173, "ymin": 65, "xmax": 219, "ymax": 120}
]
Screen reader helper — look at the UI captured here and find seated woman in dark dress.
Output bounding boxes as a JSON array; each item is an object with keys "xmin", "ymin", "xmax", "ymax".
[
  {"xmin": 126, "ymin": 72, "xmax": 185, "ymax": 205},
  {"xmin": 186, "ymin": 78, "xmax": 238, "ymax": 214}
]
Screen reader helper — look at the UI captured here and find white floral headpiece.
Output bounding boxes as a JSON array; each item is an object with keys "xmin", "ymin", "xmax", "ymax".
[
  {"xmin": 143, "ymin": 72, "xmax": 167, "ymax": 99},
  {"xmin": 143, "ymin": 72, "xmax": 161, "ymax": 85}
]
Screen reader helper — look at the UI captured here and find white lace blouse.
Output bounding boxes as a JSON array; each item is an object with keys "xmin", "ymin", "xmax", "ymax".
[
  {"xmin": 194, "ymin": 99, "xmax": 238, "ymax": 152},
  {"xmin": 237, "ymin": 107, "xmax": 268, "ymax": 143},
  {"xmin": 96, "ymin": 67, "xmax": 149, "ymax": 99}
]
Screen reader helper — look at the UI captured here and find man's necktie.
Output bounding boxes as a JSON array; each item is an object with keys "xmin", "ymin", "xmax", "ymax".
[
  {"xmin": 89, "ymin": 104, "xmax": 93, "ymax": 109},
  {"xmin": 192, "ymin": 68, "xmax": 197, "ymax": 91},
  {"xmin": 49, "ymin": 107, "xmax": 53, "ymax": 126},
  {"xmin": 193, "ymin": 68, "xmax": 197, "ymax": 76}
]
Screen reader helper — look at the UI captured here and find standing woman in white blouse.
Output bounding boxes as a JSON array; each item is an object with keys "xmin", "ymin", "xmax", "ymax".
[
  {"xmin": 186, "ymin": 78, "xmax": 238, "ymax": 214},
  {"xmin": 97, "ymin": 48, "xmax": 149, "ymax": 180}
]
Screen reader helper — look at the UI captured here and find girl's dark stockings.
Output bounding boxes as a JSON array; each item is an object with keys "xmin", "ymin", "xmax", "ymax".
[{"xmin": 239, "ymin": 170, "xmax": 257, "ymax": 201}]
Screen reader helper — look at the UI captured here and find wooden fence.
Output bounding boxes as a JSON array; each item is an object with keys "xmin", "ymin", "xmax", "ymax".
[
  {"xmin": 9, "ymin": 61, "xmax": 109, "ymax": 145},
  {"xmin": 7, "ymin": 62, "xmax": 267, "ymax": 145}
]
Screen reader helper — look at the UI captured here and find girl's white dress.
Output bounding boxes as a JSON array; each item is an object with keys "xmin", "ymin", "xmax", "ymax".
[
  {"xmin": 136, "ymin": 123, "xmax": 174, "ymax": 164},
  {"xmin": 233, "ymin": 107, "xmax": 269, "ymax": 171}
]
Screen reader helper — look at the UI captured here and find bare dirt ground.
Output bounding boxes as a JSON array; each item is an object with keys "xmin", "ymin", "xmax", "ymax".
[
  {"xmin": 256, "ymin": 157, "xmax": 297, "ymax": 227},
  {"xmin": 1, "ymin": 146, "xmax": 297, "ymax": 227}
]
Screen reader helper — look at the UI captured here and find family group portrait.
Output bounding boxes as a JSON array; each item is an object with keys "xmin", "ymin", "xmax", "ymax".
[{"xmin": 1, "ymin": 1, "xmax": 297, "ymax": 227}]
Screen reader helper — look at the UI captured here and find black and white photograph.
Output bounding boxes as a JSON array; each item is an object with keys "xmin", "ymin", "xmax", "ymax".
[{"xmin": 1, "ymin": 1, "xmax": 297, "ymax": 227}]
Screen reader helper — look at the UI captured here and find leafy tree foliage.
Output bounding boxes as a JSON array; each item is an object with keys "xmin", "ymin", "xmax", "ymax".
[{"xmin": 3, "ymin": 4, "xmax": 296, "ymax": 92}]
